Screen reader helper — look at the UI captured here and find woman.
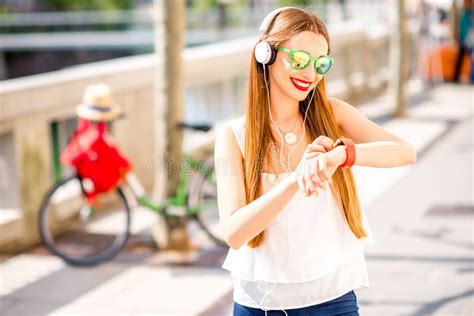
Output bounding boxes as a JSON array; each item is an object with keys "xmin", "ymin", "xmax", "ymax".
[{"xmin": 214, "ymin": 7, "xmax": 417, "ymax": 316}]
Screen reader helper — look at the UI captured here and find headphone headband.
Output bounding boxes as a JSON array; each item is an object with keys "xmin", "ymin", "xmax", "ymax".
[
  {"xmin": 255, "ymin": 7, "xmax": 295, "ymax": 66},
  {"xmin": 258, "ymin": 6, "xmax": 293, "ymax": 35}
]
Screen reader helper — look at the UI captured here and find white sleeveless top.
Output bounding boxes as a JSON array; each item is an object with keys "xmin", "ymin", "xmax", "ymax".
[{"xmin": 221, "ymin": 115, "xmax": 375, "ymax": 310}]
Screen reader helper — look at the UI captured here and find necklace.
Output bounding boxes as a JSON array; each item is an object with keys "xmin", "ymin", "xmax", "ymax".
[
  {"xmin": 271, "ymin": 138, "xmax": 303, "ymax": 176},
  {"xmin": 272, "ymin": 115, "xmax": 299, "ymax": 145}
]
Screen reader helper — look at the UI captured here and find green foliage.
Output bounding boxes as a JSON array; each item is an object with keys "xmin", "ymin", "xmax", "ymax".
[
  {"xmin": 0, "ymin": 4, "xmax": 10, "ymax": 14},
  {"xmin": 46, "ymin": 0, "xmax": 132, "ymax": 11},
  {"xmin": 278, "ymin": 0, "xmax": 311, "ymax": 6},
  {"xmin": 192, "ymin": 0, "xmax": 218, "ymax": 10}
]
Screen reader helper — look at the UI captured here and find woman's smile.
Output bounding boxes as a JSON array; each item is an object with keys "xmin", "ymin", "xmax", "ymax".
[{"xmin": 290, "ymin": 77, "xmax": 312, "ymax": 91}]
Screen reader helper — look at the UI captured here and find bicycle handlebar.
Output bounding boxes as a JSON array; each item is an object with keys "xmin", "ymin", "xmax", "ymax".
[{"xmin": 176, "ymin": 122, "xmax": 213, "ymax": 132}]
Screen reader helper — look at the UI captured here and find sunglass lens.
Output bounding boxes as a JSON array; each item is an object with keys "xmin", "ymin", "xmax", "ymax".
[
  {"xmin": 315, "ymin": 57, "xmax": 332, "ymax": 74},
  {"xmin": 291, "ymin": 51, "xmax": 310, "ymax": 70}
]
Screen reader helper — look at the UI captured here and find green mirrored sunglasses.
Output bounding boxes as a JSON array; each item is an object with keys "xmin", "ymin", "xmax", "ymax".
[{"xmin": 277, "ymin": 46, "xmax": 334, "ymax": 75}]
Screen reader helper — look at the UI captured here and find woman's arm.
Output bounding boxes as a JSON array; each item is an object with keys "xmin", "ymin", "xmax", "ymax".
[
  {"xmin": 329, "ymin": 98, "xmax": 417, "ymax": 167},
  {"xmin": 214, "ymin": 123, "xmax": 299, "ymax": 250}
]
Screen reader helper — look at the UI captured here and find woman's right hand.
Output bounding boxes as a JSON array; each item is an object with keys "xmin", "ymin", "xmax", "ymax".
[
  {"xmin": 297, "ymin": 136, "xmax": 336, "ymax": 195},
  {"xmin": 305, "ymin": 136, "xmax": 335, "ymax": 158}
]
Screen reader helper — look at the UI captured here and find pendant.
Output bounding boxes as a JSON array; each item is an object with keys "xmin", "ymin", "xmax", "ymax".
[{"xmin": 284, "ymin": 132, "xmax": 297, "ymax": 144}]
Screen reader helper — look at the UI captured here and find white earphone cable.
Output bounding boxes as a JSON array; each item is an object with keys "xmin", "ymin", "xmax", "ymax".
[
  {"xmin": 258, "ymin": 62, "xmax": 316, "ymax": 316},
  {"xmin": 263, "ymin": 65, "xmax": 316, "ymax": 174}
]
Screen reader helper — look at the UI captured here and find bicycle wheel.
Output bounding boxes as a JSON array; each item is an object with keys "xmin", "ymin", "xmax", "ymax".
[
  {"xmin": 189, "ymin": 159, "xmax": 227, "ymax": 247},
  {"xmin": 38, "ymin": 174, "xmax": 131, "ymax": 266}
]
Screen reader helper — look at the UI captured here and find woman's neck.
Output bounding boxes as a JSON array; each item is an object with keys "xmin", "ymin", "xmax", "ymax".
[{"xmin": 269, "ymin": 86, "xmax": 299, "ymax": 122}]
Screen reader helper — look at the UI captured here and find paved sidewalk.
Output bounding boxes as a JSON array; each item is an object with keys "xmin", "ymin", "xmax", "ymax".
[
  {"xmin": 0, "ymin": 84, "xmax": 472, "ymax": 315},
  {"xmin": 353, "ymin": 84, "xmax": 473, "ymax": 315}
]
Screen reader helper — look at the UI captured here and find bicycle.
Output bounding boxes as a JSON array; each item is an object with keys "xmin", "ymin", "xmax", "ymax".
[{"xmin": 38, "ymin": 123, "xmax": 225, "ymax": 267}]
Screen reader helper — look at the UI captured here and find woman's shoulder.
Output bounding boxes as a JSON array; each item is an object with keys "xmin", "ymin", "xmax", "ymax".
[
  {"xmin": 228, "ymin": 114, "xmax": 246, "ymax": 128},
  {"xmin": 215, "ymin": 115, "xmax": 246, "ymax": 155},
  {"xmin": 327, "ymin": 97, "xmax": 354, "ymax": 127},
  {"xmin": 216, "ymin": 115, "xmax": 245, "ymax": 139}
]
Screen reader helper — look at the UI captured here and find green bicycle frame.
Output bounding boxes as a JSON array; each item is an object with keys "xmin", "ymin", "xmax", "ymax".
[{"xmin": 136, "ymin": 154, "xmax": 215, "ymax": 217}]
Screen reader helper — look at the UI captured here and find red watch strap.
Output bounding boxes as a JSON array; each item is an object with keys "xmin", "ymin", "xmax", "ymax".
[{"xmin": 335, "ymin": 137, "xmax": 355, "ymax": 168}]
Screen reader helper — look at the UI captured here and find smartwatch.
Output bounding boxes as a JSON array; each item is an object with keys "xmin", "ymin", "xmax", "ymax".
[{"xmin": 334, "ymin": 137, "xmax": 355, "ymax": 168}]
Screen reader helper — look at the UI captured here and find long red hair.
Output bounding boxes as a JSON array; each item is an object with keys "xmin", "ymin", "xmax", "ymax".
[{"xmin": 244, "ymin": 7, "xmax": 368, "ymax": 248}]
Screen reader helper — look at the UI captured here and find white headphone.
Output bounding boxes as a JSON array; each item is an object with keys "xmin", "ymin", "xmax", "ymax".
[{"xmin": 254, "ymin": 7, "xmax": 293, "ymax": 66}]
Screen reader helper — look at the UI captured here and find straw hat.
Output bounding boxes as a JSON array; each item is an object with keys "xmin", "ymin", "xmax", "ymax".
[{"xmin": 76, "ymin": 83, "xmax": 122, "ymax": 122}]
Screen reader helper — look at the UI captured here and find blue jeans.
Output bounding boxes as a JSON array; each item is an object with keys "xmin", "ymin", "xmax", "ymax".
[{"xmin": 233, "ymin": 290, "xmax": 359, "ymax": 315}]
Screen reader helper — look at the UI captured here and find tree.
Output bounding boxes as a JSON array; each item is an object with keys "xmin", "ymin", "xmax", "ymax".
[
  {"xmin": 152, "ymin": 0, "xmax": 190, "ymax": 251},
  {"xmin": 389, "ymin": 0, "xmax": 408, "ymax": 117}
]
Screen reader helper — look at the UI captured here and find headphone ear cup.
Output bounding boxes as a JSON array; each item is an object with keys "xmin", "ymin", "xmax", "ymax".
[
  {"xmin": 254, "ymin": 41, "xmax": 277, "ymax": 66},
  {"xmin": 266, "ymin": 46, "xmax": 277, "ymax": 66}
]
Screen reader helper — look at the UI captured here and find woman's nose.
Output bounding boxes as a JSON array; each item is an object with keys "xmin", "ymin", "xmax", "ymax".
[{"xmin": 299, "ymin": 63, "xmax": 316, "ymax": 82}]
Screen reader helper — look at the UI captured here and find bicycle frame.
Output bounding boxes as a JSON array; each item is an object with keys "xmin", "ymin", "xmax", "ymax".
[{"xmin": 125, "ymin": 154, "xmax": 215, "ymax": 218}]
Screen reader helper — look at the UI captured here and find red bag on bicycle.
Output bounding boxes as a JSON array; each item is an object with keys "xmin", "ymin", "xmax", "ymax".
[{"xmin": 60, "ymin": 118, "xmax": 132, "ymax": 201}]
